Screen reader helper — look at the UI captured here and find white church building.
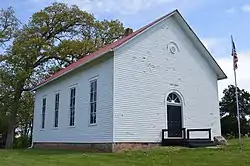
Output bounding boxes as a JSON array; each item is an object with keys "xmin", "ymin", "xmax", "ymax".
[{"xmin": 32, "ymin": 10, "xmax": 227, "ymax": 152}]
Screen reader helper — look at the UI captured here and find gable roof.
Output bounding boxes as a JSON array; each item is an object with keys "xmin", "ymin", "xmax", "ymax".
[{"xmin": 33, "ymin": 10, "xmax": 226, "ymax": 90}]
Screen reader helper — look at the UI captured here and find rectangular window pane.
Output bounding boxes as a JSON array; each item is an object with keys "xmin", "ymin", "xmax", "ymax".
[
  {"xmin": 93, "ymin": 112, "xmax": 96, "ymax": 124},
  {"xmin": 70, "ymin": 113, "xmax": 75, "ymax": 126},
  {"xmin": 93, "ymin": 81, "xmax": 97, "ymax": 91},
  {"xmin": 54, "ymin": 111, "xmax": 58, "ymax": 128},
  {"xmin": 93, "ymin": 92, "xmax": 97, "ymax": 102},
  {"xmin": 90, "ymin": 79, "xmax": 97, "ymax": 124},
  {"xmin": 42, "ymin": 98, "xmax": 46, "ymax": 129},
  {"xmin": 72, "ymin": 97, "xmax": 75, "ymax": 106},
  {"xmin": 70, "ymin": 117, "xmax": 73, "ymax": 126},
  {"xmin": 69, "ymin": 87, "xmax": 76, "ymax": 126},
  {"xmin": 91, "ymin": 83, "xmax": 94, "ymax": 92},
  {"xmin": 90, "ymin": 114, "xmax": 93, "ymax": 124},
  {"xmin": 90, "ymin": 92, "xmax": 93, "ymax": 102},
  {"xmin": 42, "ymin": 116, "xmax": 45, "ymax": 129},
  {"xmin": 54, "ymin": 93, "xmax": 59, "ymax": 128},
  {"xmin": 42, "ymin": 98, "xmax": 46, "ymax": 108}
]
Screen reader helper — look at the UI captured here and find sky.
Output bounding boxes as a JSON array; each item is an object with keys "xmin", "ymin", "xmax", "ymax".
[{"xmin": 1, "ymin": 0, "xmax": 250, "ymax": 98}]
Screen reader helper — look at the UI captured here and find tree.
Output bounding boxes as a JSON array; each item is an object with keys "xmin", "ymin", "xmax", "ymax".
[
  {"xmin": 0, "ymin": 64, "xmax": 34, "ymax": 148},
  {"xmin": 0, "ymin": 7, "xmax": 19, "ymax": 145},
  {"xmin": 1, "ymin": 2, "xmax": 125, "ymax": 148},
  {"xmin": 220, "ymin": 85, "xmax": 250, "ymax": 137},
  {"xmin": 16, "ymin": 92, "xmax": 34, "ymax": 148},
  {"xmin": 0, "ymin": 7, "xmax": 19, "ymax": 46}
]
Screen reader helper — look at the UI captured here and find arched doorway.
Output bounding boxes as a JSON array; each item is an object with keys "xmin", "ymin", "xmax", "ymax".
[{"xmin": 167, "ymin": 92, "xmax": 183, "ymax": 138}]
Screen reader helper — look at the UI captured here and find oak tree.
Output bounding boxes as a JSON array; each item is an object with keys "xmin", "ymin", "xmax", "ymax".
[{"xmin": 1, "ymin": 3, "xmax": 125, "ymax": 148}]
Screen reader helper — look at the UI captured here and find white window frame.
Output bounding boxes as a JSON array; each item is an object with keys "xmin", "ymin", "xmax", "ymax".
[
  {"xmin": 167, "ymin": 92, "xmax": 182, "ymax": 106},
  {"xmin": 41, "ymin": 97, "xmax": 46, "ymax": 129},
  {"xmin": 89, "ymin": 77, "xmax": 98, "ymax": 126},
  {"xmin": 69, "ymin": 86, "xmax": 76, "ymax": 127},
  {"xmin": 54, "ymin": 92, "xmax": 60, "ymax": 128}
]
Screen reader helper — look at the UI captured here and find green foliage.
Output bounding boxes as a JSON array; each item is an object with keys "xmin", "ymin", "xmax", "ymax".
[
  {"xmin": 0, "ymin": 2, "xmax": 125, "ymax": 148},
  {"xmin": 13, "ymin": 135, "xmax": 31, "ymax": 149},
  {"xmin": 220, "ymin": 85, "xmax": 250, "ymax": 137},
  {"xmin": 0, "ymin": 7, "xmax": 19, "ymax": 46}
]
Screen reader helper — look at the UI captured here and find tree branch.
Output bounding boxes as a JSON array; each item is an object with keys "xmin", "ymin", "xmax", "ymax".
[
  {"xmin": 34, "ymin": 55, "xmax": 71, "ymax": 68},
  {"xmin": 22, "ymin": 88, "xmax": 33, "ymax": 91}
]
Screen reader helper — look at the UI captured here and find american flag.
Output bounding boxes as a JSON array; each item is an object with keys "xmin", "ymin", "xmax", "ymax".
[{"xmin": 231, "ymin": 36, "xmax": 238, "ymax": 70}]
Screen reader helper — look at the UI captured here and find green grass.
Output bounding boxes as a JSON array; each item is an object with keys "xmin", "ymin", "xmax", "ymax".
[{"xmin": 0, "ymin": 139, "xmax": 250, "ymax": 166}]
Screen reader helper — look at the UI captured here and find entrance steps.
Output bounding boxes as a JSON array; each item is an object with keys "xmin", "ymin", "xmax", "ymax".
[
  {"xmin": 185, "ymin": 139, "xmax": 215, "ymax": 148},
  {"xmin": 162, "ymin": 128, "xmax": 216, "ymax": 148},
  {"xmin": 162, "ymin": 139, "xmax": 215, "ymax": 148}
]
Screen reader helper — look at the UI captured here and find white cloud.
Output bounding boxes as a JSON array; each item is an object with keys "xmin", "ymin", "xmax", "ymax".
[
  {"xmin": 28, "ymin": 0, "xmax": 176, "ymax": 15},
  {"xmin": 202, "ymin": 38, "xmax": 250, "ymax": 99},
  {"xmin": 217, "ymin": 52, "xmax": 250, "ymax": 98},
  {"xmin": 202, "ymin": 37, "xmax": 231, "ymax": 58},
  {"xmin": 242, "ymin": 4, "xmax": 250, "ymax": 13},
  {"xmin": 226, "ymin": 7, "xmax": 236, "ymax": 14},
  {"xmin": 26, "ymin": 0, "xmax": 212, "ymax": 17},
  {"xmin": 225, "ymin": 5, "xmax": 250, "ymax": 14},
  {"xmin": 202, "ymin": 38, "xmax": 220, "ymax": 51}
]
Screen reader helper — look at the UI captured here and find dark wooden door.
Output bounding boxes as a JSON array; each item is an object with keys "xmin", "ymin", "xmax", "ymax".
[{"xmin": 167, "ymin": 105, "xmax": 182, "ymax": 137}]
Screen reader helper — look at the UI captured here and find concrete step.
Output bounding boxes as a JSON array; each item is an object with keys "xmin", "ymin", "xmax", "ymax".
[
  {"xmin": 186, "ymin": 139, "xmax": 215, "ymax": 148},
  {"xmin": 162, "ymin": 139, "xmax": 216, "ymax": 148},
  {"xmin": 162, "ymin": 139, "xmax": 186, "ymax": 146}
]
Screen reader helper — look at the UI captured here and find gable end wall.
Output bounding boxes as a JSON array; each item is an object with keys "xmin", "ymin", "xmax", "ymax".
[{"xmin": 113, "ymin": 16, "xmax": 221, "ymax": 142}]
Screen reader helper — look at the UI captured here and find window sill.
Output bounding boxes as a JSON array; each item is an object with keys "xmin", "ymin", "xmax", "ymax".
[
  {"xmin": 52, "ymin": 127, "xmax": 59, "ymax": 130},
  {"xmin": 40, "ymin": 129, "xmax": 45, "ymax": 131},
  {"xmin": 88, "ymin": 123, "xmax": 97, "ymax": 127},
  {"xmin": 68, "ymin": 125, "xmax": 76, "ymax": 128}
]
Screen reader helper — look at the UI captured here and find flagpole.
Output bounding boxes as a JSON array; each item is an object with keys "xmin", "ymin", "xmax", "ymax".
[
  {"xmin": 234, "ymin": 66, "xmax": 241, "ymax": 147},
  {"xmin": 231, "ymin": 35, "xmax": 241, "ymax": 148}
]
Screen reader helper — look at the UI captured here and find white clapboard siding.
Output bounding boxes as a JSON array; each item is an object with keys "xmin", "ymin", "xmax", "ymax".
[
  {"xmin": 113, "ymin": 16, "xmax": 221, "ymax": 142},
  {"xmin": 33, "ymin": 55, "xmax": 114, "ymax": 143}
]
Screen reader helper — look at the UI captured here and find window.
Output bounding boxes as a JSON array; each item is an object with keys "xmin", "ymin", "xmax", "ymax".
[
  {"xmin": 167, "ymin": 93, "xmax": 181, "ymax": 104},
  {"xmin": 41, "ymin": 98, "xmax": 46, "ymax": 129},
  {"xmin": 90, "ymin": 79, "xmax": 97, "ymax": 125},
  {"xmin": 54, "ymin": 93, "xmax": 60, "ymax": 128},
  {"xmin": 69, "ymin": 87, "xmax": 76, "ymax": 126}
]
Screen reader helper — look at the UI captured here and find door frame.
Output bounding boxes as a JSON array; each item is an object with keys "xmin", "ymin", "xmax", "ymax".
[
  {"xmin": 164, "ymin": 90, "xmax": 184, "ymax": 138},
  {"xmin": 167, "ymin": 104, "xmax": 182, "ymax": 138}
]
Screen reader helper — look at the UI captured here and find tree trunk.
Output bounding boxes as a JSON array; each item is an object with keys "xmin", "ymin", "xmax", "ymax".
[
  {"xmin": 5, "ymin": 120, "xmax": 16, "ymax": 148},
  {"xmin": 5, "ymin": 86, "xmax": 23, "ymax": 149}
]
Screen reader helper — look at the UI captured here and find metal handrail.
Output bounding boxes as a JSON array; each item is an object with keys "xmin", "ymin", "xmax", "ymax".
[
  {"xmin": 162, "ymin": 128, "xmax": 212, "ymax": 141},
  {"xmin": 162, "ymin": 128, "xmax": 186, "ymax": 140},
  {"xmin": 186, "ymin": 128, "xmax": 211, "ymax": 140}
]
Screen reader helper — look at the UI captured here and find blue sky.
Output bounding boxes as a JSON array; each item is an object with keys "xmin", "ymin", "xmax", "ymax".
[{"xmin": 1, "ymin": 0, "xmax": 250, "ymax": 97}]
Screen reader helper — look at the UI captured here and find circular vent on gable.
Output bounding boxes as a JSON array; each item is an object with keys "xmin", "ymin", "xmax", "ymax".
[{"xmin": 167, "ymin": 42, "xmax": 179, "ymax": 54}]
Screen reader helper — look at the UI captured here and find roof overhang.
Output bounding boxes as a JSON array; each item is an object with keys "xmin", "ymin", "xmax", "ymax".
[{"xmin": 32, "ymin": 50, "xmax": 113, "ymax": 91}]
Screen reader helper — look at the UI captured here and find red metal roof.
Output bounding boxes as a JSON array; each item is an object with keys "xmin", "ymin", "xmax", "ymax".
[{"xmin": 35, "ymin": 10, "xmax": 177, "ymax": 89}]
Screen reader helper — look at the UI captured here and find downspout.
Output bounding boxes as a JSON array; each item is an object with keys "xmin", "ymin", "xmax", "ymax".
[
  {"xmin": 28, "ymin": 118, "xmax": 34, "ymax": 149},
  {"xmin": 28, "ymin": 91, "xmax": 35, "ymax": 149},
  {"xmin": 28, "ymin": 142, "xmax": 33, "ymax": 149}
]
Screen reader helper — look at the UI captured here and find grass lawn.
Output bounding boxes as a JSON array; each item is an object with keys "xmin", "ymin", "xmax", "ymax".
[{"xmin": 0, "ymin": 139, "xmax": 250, "ymax": 166}]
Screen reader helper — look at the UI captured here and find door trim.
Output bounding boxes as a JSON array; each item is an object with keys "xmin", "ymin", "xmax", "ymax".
[
  {"xmin": 167, "ymin": 105, "xmax": 182, "ymax": 137},
  {"xmin": 164, "ymin": 91, "xmax": 184, "ymax": 133}
]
